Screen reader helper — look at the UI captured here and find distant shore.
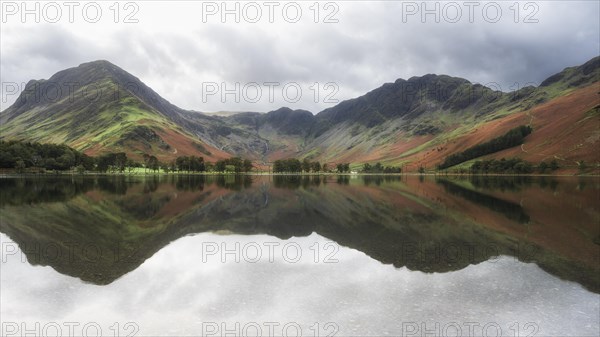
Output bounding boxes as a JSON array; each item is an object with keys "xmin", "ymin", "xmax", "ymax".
[{"xmin": 1, "ymin": 171, "xmax": 599, "ymax": 178}]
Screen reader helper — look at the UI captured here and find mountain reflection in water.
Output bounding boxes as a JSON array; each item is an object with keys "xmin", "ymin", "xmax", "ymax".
[{"xmin": 1, "ymin": 175, "xmax": 598, "ymax": 293}]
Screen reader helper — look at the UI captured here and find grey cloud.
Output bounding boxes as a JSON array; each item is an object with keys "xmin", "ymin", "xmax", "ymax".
[{"xmin": 1, "ymin": 1, "xmax": 598, "ymax": 113}]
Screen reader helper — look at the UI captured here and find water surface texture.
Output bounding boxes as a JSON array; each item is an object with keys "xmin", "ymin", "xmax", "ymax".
[{"xmin": 1, "ymin": 175, "xmax": 599, "ymax": 336}]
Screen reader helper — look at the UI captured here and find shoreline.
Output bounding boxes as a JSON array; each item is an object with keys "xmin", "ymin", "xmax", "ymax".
[{"xmin": 1, "ymin": 172, "xmax": 599, "ymax": 178}]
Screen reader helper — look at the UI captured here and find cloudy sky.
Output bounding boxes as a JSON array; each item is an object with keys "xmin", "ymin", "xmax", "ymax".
[{"xmin": 1, "ymin": 0, "xmax": 598, "ymax": 113}]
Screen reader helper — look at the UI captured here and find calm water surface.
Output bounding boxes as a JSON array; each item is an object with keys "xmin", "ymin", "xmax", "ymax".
[{"xmin": 1, "ymin": 175, "xmax": 599, "ymax": 336}]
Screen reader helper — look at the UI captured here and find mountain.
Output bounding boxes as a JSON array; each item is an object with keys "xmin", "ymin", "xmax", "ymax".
[
  {"xmin": 302, "ymin": 57, "xmax": 599, "ymax": 168},
  {"xmin": 1, "ymin": 57, "xmax": 598, "ymax": 169},
  {"xmin": 0, "ymin": 60, "xmax": 230, "ymax": 162}
]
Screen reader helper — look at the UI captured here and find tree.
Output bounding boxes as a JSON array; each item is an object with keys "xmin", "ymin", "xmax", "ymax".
[
  {"xmin": 0, "ymin": 150, "xmax": 15, "ymax": 168},
  {"xmin": 514, "ymin": 161, "xmax": 533, "ymax": 174},
  {"xmin": 383, "ymin": 166, "xmax": 401, "ymax": 173},
  {"xmin": 213, "ymin": 157, "xmax": 248, "ymax": 173},
  {"xmin": 44, "ymin": 158, "xmax": 58, "ymax": 170},
  {"xmin": 470, "ymin": 158, "xmax": 534, "ymax": 174},
  {"xmin": 418, "ymin": 166, "xmax": 425, "ymax": 174},
  {"xmin": 114, "ymin": 152, "xmax": 127, "ymax": 172},
  {"xmin": 81, "ymin": 154, "xmax": 95, "ymax": 171},
  {"xmin": 272, "ymin": 158, "xmax": 302, "ymax": 173},
  {"xmin": 273, "ymin": 160, "xmax": 284, "ymax": 173},
  {"xmin": 336, "ymin": 163, "xmax": 350, "ymax": 173},
  {"xmin": 56, "ymin": 153, "xmax": 75, "ymax": 170},
  {"xmin": 189, "ymin": 156, "xmax": 205, "ymax": 172},
  {"xmin": 30, "ymin": 154, "xmax": 42, "ymax": 167},
  {"xmin": 302, "ymin": 159, "xmax": 311, "ymax": 173},
  {"xmin": 228, "ymin": 157, "xmax": 243, "ymax": 173},
  {"xmin": 215, "ymin": 160, "xmax": 227, "ymax": 172},
  {"xmin": 126, "ymin": 159, "xmax": 137, "ymax": 174},
  {"xmin": 75, "ymin": 165, "xmax": 86, "ymax": 174},
  {"xmin": 311, "ymin": 161, "xmax": 321, "ymax": 173},
  {"xmin": 143, "ymin": 154, "xmax": 150, "ymax": 173},
  {"xmin": 148, "ymin": 155, "xmax": 159, "ymax": 173},
  {"xmin": 176, "ymin": 156, "xmax": 189, "ymax": 172},
  {"xmin": 373, "ymin": 162, "xmax": 383, "ymax": 173},
  {"xmin": 550, "ymin": 160, "xmax": 560, "ymax": 171},
  {"xmin": 439, "ymin": 125, "xmax": 533, "ymax": 169},
  {"xmin": 243, "ymin": 159, "xmax": 253, "ymax": 173},
  {"xmin": 362, "ymin": 162, "xmax": 401, "ymax": 173},
  {"xmin": 287, "ymin": 159, "xmax": 302, "ymax": 173},
  {"xmin": 15, "ymin": 159, "xmax": 26, "ymax": 173},
  {"xmin": 538, "ymin": 161, "xmax": 548, "ymax": 173},
  {"xmin": 96, "ymin": 154, "xmax": 112, "ymax": 172}
]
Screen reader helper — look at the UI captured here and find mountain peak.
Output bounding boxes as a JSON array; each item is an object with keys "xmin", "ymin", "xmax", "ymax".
[
  {"xmin": 76, "ymin": 60, "xmax": 128, "ymax": 76},
  {"xmin": 80, "ymin": 59, "xmax": 115, "ymax": 66},
  {"xmin": 268, "ymin": 107, "xmax": 313, "ymax": 116},
  {"xmin": 540, "ymin": 56, "xmax": 600, "ymax": 87}
]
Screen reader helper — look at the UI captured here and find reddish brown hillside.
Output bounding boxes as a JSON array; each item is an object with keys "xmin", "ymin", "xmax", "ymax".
[
  {"xmin": 406, "ymin": 84, "xmax": 600, "ymax": 170},
  {"xmin": 83, "ymin": 126, "xmax": 230, "ymax": 162},
  {"xmin": 494, "ymin": 84, "xmax": 599, "ymax": 164}
]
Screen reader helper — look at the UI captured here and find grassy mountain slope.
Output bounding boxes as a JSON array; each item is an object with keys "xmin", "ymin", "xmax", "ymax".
[{"xmin": 0, "ymin": 61, "xmax": 229, "ymax": 162}]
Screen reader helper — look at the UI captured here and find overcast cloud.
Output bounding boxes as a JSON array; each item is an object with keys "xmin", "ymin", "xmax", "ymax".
[{"xmin": 1, "ymin": 0, "xmax": 598, "ymax": 113}]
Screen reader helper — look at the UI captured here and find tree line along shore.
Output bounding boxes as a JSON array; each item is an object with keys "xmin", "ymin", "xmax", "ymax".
[{"xmin": 0, "ymin": 140, "xmax": 594, "ymax": 176}]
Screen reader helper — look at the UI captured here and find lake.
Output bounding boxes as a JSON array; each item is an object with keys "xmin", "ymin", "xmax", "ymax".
[{"xmin": 1, "ymin": 175, "xmax": 599, "ymax": 336}]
